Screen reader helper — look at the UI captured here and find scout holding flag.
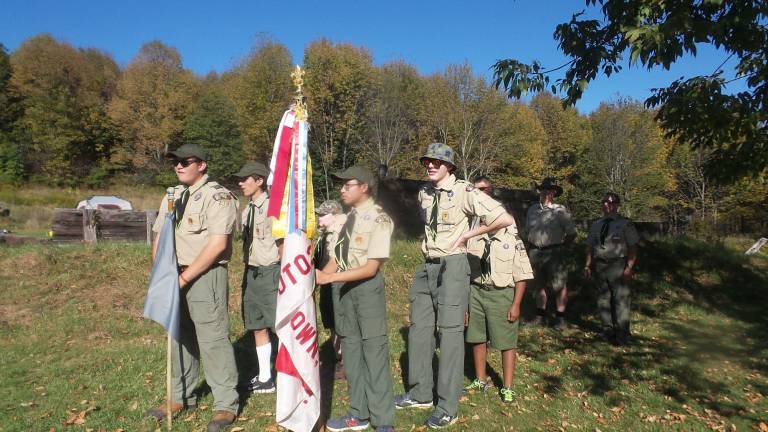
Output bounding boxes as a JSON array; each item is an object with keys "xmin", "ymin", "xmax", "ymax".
[
  {"xmin": 316, "ymin": 166, "xmax": 396, "ymax": 432},
  {"xmin": 144, "ymin": 144, "xmax": 240, "ymax": 432},
  {"xmin": 395, "ymin": 143, "xmax": 515, "ymax": 429},
  {"xmin": 268, "ymin": 66, "xmax": 321, "ymax": 432}
]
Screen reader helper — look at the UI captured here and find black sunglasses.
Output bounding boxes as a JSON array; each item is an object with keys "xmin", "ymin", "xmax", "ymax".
[{"xmin": 172, "ymin": 158, "xmax": 200, "ymax": 168}]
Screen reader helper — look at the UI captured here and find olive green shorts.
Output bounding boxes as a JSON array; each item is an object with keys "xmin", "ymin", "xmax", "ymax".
[
  {"xmin": 242, "ymin": 263, "xmax": 279, "ymax": 331},
  {"xmin": 528, "ymin": 246, "xmax": 569, "ymax": 291},
  {"xmin": 465, "ymin": 284, "xmax": 519, "ymax": 350}
]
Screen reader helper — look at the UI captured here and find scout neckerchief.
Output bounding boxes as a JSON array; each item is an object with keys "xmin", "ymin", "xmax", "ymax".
[
  {"xmin": 313, "ymin": 230, "xmax": 329, "ymax": 269},
  {"xmin": 174, "ymin": 178, "xmax": 209, "ymax": 229},
  {"xmin": 242, "ymin": 201, "xmax": 256, "ymax": 264},
  {"xmin": 334, "ymin": 209, "xmax": 356, "ymax": 271},
  {"xmin": 480, "ymin": 233, "xmax": 501, "ymax": 281},
  {"xmin": 599, "ymin": 217, "xmax": 614, "ymax": 246}
]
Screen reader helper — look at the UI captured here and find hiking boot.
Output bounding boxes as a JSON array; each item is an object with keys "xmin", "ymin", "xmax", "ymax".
[
  {"xmin": 464, "ymin": 378, "xmax": 489, "ymax": 393},
  {"xmin": 394, "ymin": 393, "xmax": 432, "ymax": 409},
  {"xmin": 144, "ymin": 401, "xmax": 195, "ymax": 420},
  {"xmin": 500, "ymin": 387, "xmax": 516, "ymax": 404},
  {"xmin": 248, "ymin": 376, "xmax": 275, "ymax": 394},
  {"xmin": 424, "ymin": 412, "xmax": 458, "ymax": 429},
  {"xmin": 553, "ymin": 316, "xmax": 567, "ymax": 331},
  {"xmin": 326, "ymin": 414, "xmax": 371, "ymax": 431},
  {"xmin": 206, "ymin": 410, "xmax": 236, "ymax": 432},
  {"xmin": 525, "ymin": 315, "xmax": 545, "ymax": 327}
]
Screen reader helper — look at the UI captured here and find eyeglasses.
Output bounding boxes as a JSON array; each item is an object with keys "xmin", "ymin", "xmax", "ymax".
[
  {"xmin": 421, "ymin": 158, "xmax": 445, "ymax": 168},
  {"xmin": 341, "ymin": 182, "xmax": 362, "ymax": 191},
  {"xmin": 477, "ymin": 186, "xmax": 491, "ymax": 192},
  {"xmin": 173, "ymin": 158, "xmax": 200, "ymax": 168}
]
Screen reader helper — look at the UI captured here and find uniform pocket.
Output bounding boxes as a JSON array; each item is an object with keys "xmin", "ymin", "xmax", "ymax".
[{"xmin": 185, "ymin": 212, "xmax": 204, "ymax": 233}]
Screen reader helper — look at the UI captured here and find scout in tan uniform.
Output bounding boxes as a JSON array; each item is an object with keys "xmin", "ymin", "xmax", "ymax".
[
  {"xmin": 395, "ymin": 143, "xmax": 514, "ymax": 429},
  {"xmin": 465, "ymin": 176, "xmax": 534, "ymax": 403},
  {"xmin": 235, "ymin": 162, "xmax": 281, "ymax": 394},
  {"xmin": 313, "ymin": 200, "xmax": 347, "ymax": 380},
  {"xmin": 525, "ymin": 177, "xmax": 576, "ymax": 330},
  {"xmin": 316, "ymin": 166, "xmax": 395, "ymax": 432},
  {"xmin": 585, "ymin": 192, "xmax": 639, "ymax": 346},
  {"xmin": 145, "ymin": 144, "xmax": 238, "ymax": 432}
]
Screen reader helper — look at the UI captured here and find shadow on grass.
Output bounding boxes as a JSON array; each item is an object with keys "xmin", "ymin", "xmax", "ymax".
[{"xmin": 508, "ymin": 236, "xmax": 768, "ymax": 423}]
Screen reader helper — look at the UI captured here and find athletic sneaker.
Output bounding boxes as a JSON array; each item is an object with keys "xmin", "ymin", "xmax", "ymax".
[
  {"xmin": 464, "ymin": 378, "xmax": 489, "ymax": 392},
  {"xmin": 248, "ymin": 376, "xmax": 275, "ymax": 394},
  {"xmin": 326, "ymin": 414, "xmax": 370, "ymax": 431},
  {"xmin": 500, "ymin": 387, "xmax": 516, "ymax": 403},
  {"xmin": 424, "ymin": 413, "xmax": 458, "ymax": 429},
  {"xmin": 394, "ymin": 393, "xmax": 432, "ymax": 409}
]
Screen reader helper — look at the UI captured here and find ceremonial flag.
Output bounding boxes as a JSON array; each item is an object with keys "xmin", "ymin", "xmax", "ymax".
[
  {"xmin": 270, "ymin": 67, "xmax": 320, "ymax": 432},
  {"xmin": 143, "ymin": 211, "xmax": 180, "ymax": 341}
]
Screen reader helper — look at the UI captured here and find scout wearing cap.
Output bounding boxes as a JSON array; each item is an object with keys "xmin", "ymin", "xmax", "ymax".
[
  {"xmin": 317, "ymin": 165, "xmax": 396, "ymax": 432},
  {"xmin": 146, "ymin": 143, "xmax": 239, "ymax": 431},
  {"xmin": 585, "ymin": 192, "xmax": 639, "ymax": 346},
  {"xmin": 313, "ymin": 199, "xmax": 347, "ymax": 380},
  {"xmin": 465, "ymin": 216, "xmax": 533, "ymax": 403},
  {"xmin": 395, "ymin": 143, "xmax": 515, "ymax": 429},
  {"xmin": 235, "ymin": 161, "xmax": 281, "ymax": 394},
  {"xmin": 525, "ymin": 176, "xmax": 576, "ymax": 330}
]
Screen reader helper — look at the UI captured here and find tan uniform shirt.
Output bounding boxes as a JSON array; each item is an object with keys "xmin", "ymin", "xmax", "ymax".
[
  {"xmin": 468, "ymin": 216, "xmax": 533, "ymax": 287},
  {"xmin": 152, "ymin": 174, "xmax": 237, "ymax": 266},
  {"xmin": 242, "ymin": 193, "xmax": 279, "ymax": 267},
  {"xmin": 525, "ymin": 202, "xmax": 576, "ymax": 248},
  {"xmin": 587, "ymin": 215, "xmax": 639, "ymax": 260},
  {"xmin": 331, "ymin": 198, "xmax": 393, "ymax": 271},
  {"xmin": 419, "ymin": 174, "xmax": 505, "ymax": 258}
]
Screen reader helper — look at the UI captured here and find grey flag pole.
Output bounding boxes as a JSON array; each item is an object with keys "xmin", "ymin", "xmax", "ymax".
[{"xmin": 165, "ymin": 187, "xmax": 174, "ymax": 431}]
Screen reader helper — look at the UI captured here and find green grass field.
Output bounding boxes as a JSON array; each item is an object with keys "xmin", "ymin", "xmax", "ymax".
[{"xmin": 1, "ymin": 234, "xmax": 767, "ymax": 431}]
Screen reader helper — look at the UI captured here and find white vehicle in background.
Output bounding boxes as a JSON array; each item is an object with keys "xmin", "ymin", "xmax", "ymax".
[{"xmin": 76, "ymin": 195, "xmax": 133, "ymax": 210}]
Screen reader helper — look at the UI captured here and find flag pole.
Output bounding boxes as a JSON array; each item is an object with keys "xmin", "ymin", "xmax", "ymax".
[{"xmin": 165, "ymin": 188, "xmax": 175, "ymax": 431}]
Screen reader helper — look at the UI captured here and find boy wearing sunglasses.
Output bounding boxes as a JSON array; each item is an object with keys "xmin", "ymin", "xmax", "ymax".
[
  {"xmin": 395, "ymin": 143, "xmax": 514, "ymax": 429},
  {"xmin": 146, "ymin": 144, "xmax": 240, "ymax": 431}
]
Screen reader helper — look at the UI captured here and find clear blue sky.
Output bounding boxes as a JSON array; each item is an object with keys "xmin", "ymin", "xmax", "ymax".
[{"xmin": 1, "ymin": 0, "xmax": 745, "ymax": 113}]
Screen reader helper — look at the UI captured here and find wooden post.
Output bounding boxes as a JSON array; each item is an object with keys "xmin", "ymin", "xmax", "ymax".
[
  {"xmin": 82, "ymin": 209, "xmax": 97, "ymax": 243},
  {"xmin": 165, "ymin": 188, "xmax": 175, "ymax": 431},
  {"xmin": 166, "ymin": 333, "xmax": 172, "ymax": 431},
  {"xmin": 146, "ymin": 210, "xmax": 153, "ymax": 246}
]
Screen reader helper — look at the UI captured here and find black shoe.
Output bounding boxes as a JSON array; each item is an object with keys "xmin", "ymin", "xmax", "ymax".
[
  {"xmin": 248, "ymin": 377, "xmax": 275, "ymax": 394},
  {"xmin": 553, "ymin": 316, "xmax": 566, "ymax": 331}
]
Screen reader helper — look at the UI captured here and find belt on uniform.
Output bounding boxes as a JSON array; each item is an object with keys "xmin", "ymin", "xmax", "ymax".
[
  {"xmin": 177, "ymin": 263, "xmax": 226, "ymax": 273},
  {"xmin": 472, "ymin": 282, "xmax": 510, "ymax": 291},
  {"xmin": 594, "ymin": 256, "xmax": 626, "ymax": 263},
  {"xmin": 531, "ymin": 243, "xmax": 563, "ymax": 250},
  {"xmin": 246, "ymin": 262, "xmax": 279, "ymax": 271},
  {"xmin": 424, "ymin": 257, "xmax": 441, "ymax": 264}
]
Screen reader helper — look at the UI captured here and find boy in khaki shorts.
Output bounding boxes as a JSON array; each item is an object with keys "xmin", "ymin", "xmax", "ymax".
[{"xmin": 465, "ymin": 220, "xmax": 533, "ymax": 403}]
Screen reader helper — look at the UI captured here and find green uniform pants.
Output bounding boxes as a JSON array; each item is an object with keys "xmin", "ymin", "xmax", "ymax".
[
  {"xmin": 594, "ymin": 258, "xmax": 631, "ymax": 337},
  {"xmin": 333, "ymin": 273, "xmax": 395, "ymax": 427},
  {"xmin": 407, "ymin": 254, "xmax": 470, "ymax": 418},
  {"xmin": 172, "ymin": 265, "xmax": 239, "ymax": 414}
]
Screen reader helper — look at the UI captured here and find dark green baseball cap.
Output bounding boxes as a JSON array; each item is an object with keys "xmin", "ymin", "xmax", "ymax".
[
  {"xmin": 332, "ymin": 165, "xmax": 377, "ymax": 189},
  {"xmin": 165, "ymin": 144, "xmax": 208, "ymax": 161},
  {"xmin": 234, "ymin": 161, "xmax": 270, "ymax": 179}
]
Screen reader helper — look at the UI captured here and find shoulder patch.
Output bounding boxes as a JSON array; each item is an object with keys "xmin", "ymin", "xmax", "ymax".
[
  {"xmin": 212, "ymin": 192, "xmax": 232, "ymax": 201},
  {"xmin": 375, "ymin": 213, "xmax": 392, "ymax": 225}
]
